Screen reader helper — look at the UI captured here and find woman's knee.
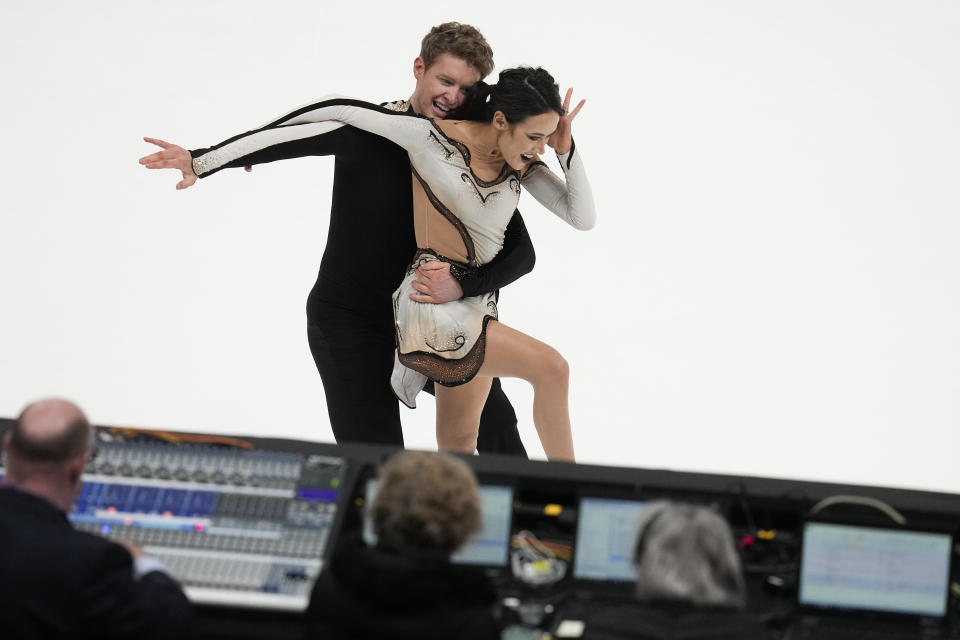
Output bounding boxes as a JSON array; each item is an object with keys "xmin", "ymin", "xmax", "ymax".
[{"xmin": 534, "ymin": 346, "xmax": 569, "ymax": 388}]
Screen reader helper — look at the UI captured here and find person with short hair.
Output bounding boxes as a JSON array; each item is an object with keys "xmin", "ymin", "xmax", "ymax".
[
  {"xmin": 633, "ymin": 502, "xmax": 748, "ymax": 608},
  {"xmin": 579, "ymin": 502, "xmax": 768, "ymax": 639},
  {"xmin": 139, "ymin": 22, "xmax": 534, "ymax": 456},
  {"xmin": 0, "ymin": 398, "xmax": 195, "ymax": 639},
  {"xmin": 369, "ymin": 449, "xmax": 482, "ymax": 556},
  {"xmin": 305, "ymin": 451, "xmax": 500, "ymax": 639}
]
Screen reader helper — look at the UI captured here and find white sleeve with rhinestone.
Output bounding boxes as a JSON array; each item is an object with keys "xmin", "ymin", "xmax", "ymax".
[
  {"xmin": 521, "ymin": 143, "xmax": 596, "ymax": 231},
  {"xmin": 191, "ymin": 96, "xmax": 426, "ymax": 177},
  {"xmin": 272, "ymin": 96, "xmax": 428, "ymax": 153}
]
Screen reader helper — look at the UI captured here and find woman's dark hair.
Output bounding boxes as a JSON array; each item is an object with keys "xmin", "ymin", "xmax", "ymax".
[{"xmin": 448, "ymin": 66, "xmax": 563, "ymax": 124}]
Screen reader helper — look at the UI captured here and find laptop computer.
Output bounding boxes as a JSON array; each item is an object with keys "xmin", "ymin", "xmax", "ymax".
[
  {"xmin": 570, "ymin": 496, "xmax": 648, "ymax": 595},
  {"xmin": 795, "ymin": 519, "xmax": 954, "ymax": 638},
  {"xmin": 546, "ymin": 496, "xmax": 647, "ymax": 635},
  {"xmin": 362, "ymin": 478, "xmax": 514, "ymax": 567}
]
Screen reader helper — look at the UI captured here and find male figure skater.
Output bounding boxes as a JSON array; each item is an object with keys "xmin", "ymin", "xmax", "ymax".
[{"xmin": 141, "ymin": 23, "xmax": 533, "ymax": 455}]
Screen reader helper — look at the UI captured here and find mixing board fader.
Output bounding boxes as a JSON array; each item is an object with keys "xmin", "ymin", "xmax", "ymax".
[{"xmin": 66, "ymin": 441, "xmax": 344, "ymax": 611}]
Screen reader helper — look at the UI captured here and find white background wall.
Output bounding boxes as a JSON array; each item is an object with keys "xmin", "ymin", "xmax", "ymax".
[{"xmin": 2, "ymin": 1, "xmax": 958, "ymax": 492}]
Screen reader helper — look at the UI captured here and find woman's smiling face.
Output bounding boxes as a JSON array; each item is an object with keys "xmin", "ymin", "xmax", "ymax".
[{"xmin": 495, "ymin": 111, "xmax": 560, "ymax": 171}]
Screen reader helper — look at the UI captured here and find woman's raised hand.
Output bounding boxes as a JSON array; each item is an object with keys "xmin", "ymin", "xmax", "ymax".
[
  {"xmin": 548, "ymin": 87, "xmax": 585, "ymax": 156},
  {"xmin": 139, "ymin": 137, "xmax": 198, "ymax": 190}
]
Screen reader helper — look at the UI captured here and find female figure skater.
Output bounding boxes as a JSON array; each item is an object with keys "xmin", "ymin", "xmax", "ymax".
[{"xmin": 141, "ymin": 67, "xmax": 594, "ymax": 460}]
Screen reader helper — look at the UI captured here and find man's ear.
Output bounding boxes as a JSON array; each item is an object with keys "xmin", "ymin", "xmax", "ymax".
[
  {"xmin": 413, "ymin": 56, "xmax": 426, "ymax": 81},
  {"xmin": 1, "ymin": 433, "xmax": 10, "ymax": 467},
  {"xmin": 66, "ymin": 453, "xmax": 87, "ymax": 487}
]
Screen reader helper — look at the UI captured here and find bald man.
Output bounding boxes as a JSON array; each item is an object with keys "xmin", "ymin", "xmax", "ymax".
[{"xmin": 0, "ymin": 399, "xmax": 195, "ymax": 639}]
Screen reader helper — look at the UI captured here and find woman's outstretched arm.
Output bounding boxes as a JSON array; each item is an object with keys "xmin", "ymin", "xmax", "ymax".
[
  {"xmin": 138, "ymin": 137, "xmax": 199, "ymax": 190},
  {"xmin": 138, "ymin": 119, "xmax": 350, "ymax": 187},
  {"xmin": 191, "ymin": 96, "xmax": 429, "ymax": 177},
  {"xmin": 141, "ymin": 97, "xmax": 430, "ymax": 186}
]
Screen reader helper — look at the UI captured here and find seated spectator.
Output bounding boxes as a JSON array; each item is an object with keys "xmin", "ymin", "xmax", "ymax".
[
  {"xmin": 0, "ymin": 398, "xmax": 196, "ymax": 640},
  {"xmin": 306, "ymin": 450, "xmax": 500, "ymax": 640},
  {"xmin": 580, "ymin": 501, "xmax": 768, "ymax": 639}
]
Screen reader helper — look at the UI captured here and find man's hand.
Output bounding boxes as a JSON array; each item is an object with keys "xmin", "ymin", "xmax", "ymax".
[
  {"xmin": 139, "ymin": 137, "xmax": 198, "ymax": 190},
  {"xmin": 116, "ymin": 539, "xmax": 146, "ymax": 559},
  {"xmin": 409, "ymin": 260, "xmax": 463, "ymax": 304},
  {"xmin": 548, "ymin": 87, "xmax": 585, "ymax": 156}
]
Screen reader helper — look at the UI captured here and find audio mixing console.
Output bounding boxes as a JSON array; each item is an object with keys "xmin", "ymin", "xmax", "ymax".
[{"xmin": 3, "ymin": 436, "xmax": 345, "ymax": 612}]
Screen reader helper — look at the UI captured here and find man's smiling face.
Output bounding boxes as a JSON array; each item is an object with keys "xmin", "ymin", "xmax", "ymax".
[{"xmin": 409, "ymin": 52, "xmax": 481, "ymax": 119}]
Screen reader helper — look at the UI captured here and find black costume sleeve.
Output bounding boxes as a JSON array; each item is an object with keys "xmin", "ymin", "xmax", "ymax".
[
  {"xmin": 457, "ymin": 210, "xmax": 536, "ymax": 298},
  {"xmin": 81, "ymin": 544, "xmax": 196, "ymax": 640}
]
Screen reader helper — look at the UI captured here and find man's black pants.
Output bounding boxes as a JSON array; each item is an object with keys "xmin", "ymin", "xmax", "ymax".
[{"xmin": 307, "ymin": 304, "xmax": 527, "ymax": 456}]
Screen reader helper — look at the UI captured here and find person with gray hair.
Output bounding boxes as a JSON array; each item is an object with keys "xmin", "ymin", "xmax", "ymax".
[
  {"xmin": 579, "ymin": 501, "xmax": 768, "ymax": 639},
  {"xmin": 0, "ymin": 398, "xmax": 195, "ymax": 639},
  {"xmin": 632, "ymin": 501, "xmax": 748, "ymax": 607}
]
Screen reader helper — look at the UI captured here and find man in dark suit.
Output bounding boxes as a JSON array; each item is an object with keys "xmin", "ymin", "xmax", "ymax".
[{"xmin": 0, "ymin": 398, "xmax": 196, "ymax": 639}]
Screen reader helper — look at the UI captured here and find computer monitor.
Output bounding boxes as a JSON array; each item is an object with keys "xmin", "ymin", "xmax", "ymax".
[
  {"xmin": 362, "ymin": 479, "xmax": 513, "ymax": 567},
  {"xmin": 798, "ymin": 521, "xmax": 953, "ymax": 618},
  {"xmin": 573, "ymin": 496, "xmax": 647, "ymax": 582}
]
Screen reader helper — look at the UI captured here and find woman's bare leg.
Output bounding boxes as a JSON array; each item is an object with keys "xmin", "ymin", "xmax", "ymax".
[
  {"xmin": 479, "ymin": 322, "xmax": 573, "ymax": 461},
  {"xmin": 434, "ymin": 375, "xmax": 492, "ymax": 454},
  {"xmin": 434, "ymin": 321, "xmax": 574, "ymax": 461}
]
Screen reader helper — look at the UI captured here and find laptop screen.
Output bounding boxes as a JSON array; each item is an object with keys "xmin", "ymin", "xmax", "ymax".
[
  {"xmin": 573, "ymin": 497, "xmax": 647, "ymax": 581},
  {"xmin": 799, "ymin": 522, "xmax": 953, "ymax": 618},
  {"xmin": 363, "ymin": 479, "xmax": 513, "ymax": 566}
]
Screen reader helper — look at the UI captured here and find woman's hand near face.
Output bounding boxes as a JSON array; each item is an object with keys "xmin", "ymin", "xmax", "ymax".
[
  {"xmin": 549, "ymin": 87, "xmax": 585, "ymax": 156},
  {"xmin": 138, "ymin": 137, "xmax": 198, "ymax": 190}
]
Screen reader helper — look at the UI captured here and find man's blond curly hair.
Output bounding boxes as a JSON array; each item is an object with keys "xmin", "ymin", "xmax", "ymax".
[{"xmin": 370, "ymin": 451, "xmax": 481, "ymax": 555}]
